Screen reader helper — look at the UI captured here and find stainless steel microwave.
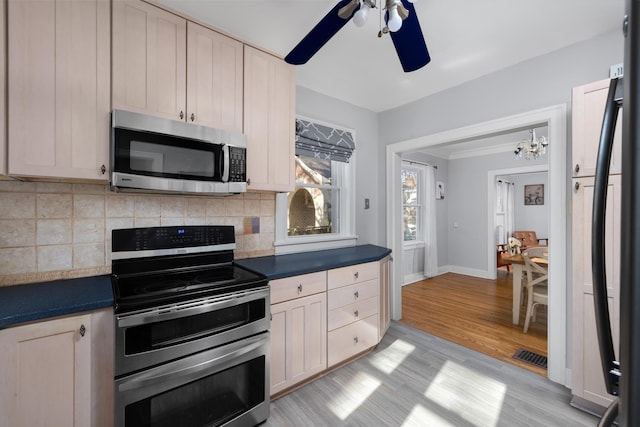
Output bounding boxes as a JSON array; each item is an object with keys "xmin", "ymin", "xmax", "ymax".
[{"xmin": 110, "ymin": 110, "xmax": 247, "ymax": 195}]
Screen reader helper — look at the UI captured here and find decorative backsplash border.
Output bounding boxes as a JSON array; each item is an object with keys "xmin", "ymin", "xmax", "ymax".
[{"xmin": 0, "ymin": 181, "xmax": 275, "ymax": 287}]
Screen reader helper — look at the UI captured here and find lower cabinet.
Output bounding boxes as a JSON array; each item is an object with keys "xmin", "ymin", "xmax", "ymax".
[
  {"xmin": 0, "ymin": 308, "xmax": 114, "ymax": 427},
  {"xmin": 269, "ymin": 258, "xmax": 389, "ymax": 396},
  {"xmin": 270, "ymin": 272, "xmax": 327, "ymax": 396}
]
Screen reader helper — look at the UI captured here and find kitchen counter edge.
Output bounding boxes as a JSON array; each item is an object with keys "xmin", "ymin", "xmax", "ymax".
[
  {"xmin": 235, "ymin": 244, "xmax": 392, "ymax": 280},
  {"xmin": 0, "ymin": 275, "xmax": 114, "ymax": 329}
]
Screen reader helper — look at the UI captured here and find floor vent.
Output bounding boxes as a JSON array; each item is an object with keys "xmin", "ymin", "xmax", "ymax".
[{"xmin": 513, "ymin": 349, "xmax": 547, "ymax": 369}]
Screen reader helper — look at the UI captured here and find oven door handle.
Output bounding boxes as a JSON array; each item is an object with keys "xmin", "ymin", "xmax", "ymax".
[
  {"xmin": 118, "ymin": 332, "xmax": 268, "ymax": 393},
  {"xmin": 117, "ymin": 287, "xmax": 269, "ymax": 327}
]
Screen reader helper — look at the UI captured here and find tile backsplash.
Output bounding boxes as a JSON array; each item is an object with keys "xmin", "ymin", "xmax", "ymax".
[{"xmin": 0, "ymin": 180, "xmax": 275, "ymax": 287}]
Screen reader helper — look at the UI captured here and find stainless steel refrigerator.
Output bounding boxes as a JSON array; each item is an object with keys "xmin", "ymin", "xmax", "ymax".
[{"xmin": 593, "ymin": 0, "xmax": 640, "ymax": 425}]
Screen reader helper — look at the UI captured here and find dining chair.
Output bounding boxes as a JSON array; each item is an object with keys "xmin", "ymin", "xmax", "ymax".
[{"xmin": 522, "ymin": 247, "xmax": 549, "ymax": 333}]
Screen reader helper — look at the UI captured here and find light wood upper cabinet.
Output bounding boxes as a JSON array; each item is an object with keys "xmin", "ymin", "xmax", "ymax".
[
  {"xmin": 572, "ymin": 78, "xmax": 622, "ymax": 177},
  {"xmin": 0, "ymin": 314, "xmax": 92, "ymax": 426},
  {"xmin": 112, "ymin": 0, "xmax": 187, "ymax": 122},
  {"xmin": 187, "ymin": 22, "xmax": 243, "ymax": 133},
  {"xmin": 7, "ymin": 0, "xmax": 110, "ymax": 180},
  {"xmin": 113, "ymin": 1, "xmax": 244, "ymax": 133},
  {"xmin": 244, "ymin": 46, "xmax": 296, "ymax": 192}
]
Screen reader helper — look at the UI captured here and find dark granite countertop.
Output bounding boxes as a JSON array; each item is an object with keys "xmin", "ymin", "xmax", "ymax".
[
  {"xmin": 0, "ymin": 275, "xmax": 114, "ymax": 329},
  {"xmin": 235, "ymin": 244, "xmax": 392, "ymax": 280}
]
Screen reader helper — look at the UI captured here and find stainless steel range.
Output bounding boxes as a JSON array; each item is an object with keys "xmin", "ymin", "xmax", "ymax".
[{"xmin": 111, "ymin": 225, "xmax": 270, "ymax": 427}]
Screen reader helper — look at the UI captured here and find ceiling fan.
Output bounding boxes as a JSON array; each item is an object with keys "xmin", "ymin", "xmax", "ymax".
[{"xmin": 284, "ymin": 0, "xmax": 430, "ymax": 72}]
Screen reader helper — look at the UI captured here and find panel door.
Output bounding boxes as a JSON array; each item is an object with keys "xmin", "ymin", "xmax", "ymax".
[
  {"xmin": 572, "ymin": 78, "xmax": 622, "ymax": 177},
  {"xmin": 270, "ymin": 292, "xmax": 327, "ymax": 396},
  {"xmin": 186, "ymin": 22, "xmax": 243, "ymax": 133},
  {"xmin": 112, "ymin": 0, "xmax": 186, "ymax": 121},
  {"xmin": 0, "ymin": 314, "xmax": 92, "ymax": 426},
  {"xmin": 571, "ymin": 175, "xmax": 621, "ymax": 407},
  {"xmin": 8, "ymin": 0, "xmax": 110, "ymax": 180}
]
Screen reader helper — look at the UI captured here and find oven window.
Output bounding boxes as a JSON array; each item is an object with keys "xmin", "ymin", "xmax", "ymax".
[
  {"xmin": 124, "ymin": 355, "xmax": 266, "ymax": 427},
  {"xmin": 125, "ymin": 300, "xmax": 266, "ymax": 355}
]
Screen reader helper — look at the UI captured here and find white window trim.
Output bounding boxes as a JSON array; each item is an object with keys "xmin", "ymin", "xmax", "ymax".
[
  {"xmin": 274, "ymin": 117, "xmax": 357, "ymax": 255},
  {"xmin": 402, "ymin": 163, "xmax": 425, "ymax": 246}
]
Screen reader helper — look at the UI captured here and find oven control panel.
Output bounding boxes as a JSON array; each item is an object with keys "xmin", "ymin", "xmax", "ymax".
[{"xmin": 112, "ymin": 225, "xmax": 235, "ymax": 252}]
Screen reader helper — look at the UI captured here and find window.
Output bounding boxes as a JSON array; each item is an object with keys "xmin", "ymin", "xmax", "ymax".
[
  {"xmin": 275, "ymin": 117, "xmax": 356, "ymax": 253},
  {"xmin": 402, "ymin": 166, "xmax": 422, "ymax": 242}
]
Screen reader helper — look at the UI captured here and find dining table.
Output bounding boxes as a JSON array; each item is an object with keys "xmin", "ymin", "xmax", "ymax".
[{"xmin": 503, "ymin": 252, "xmax": 549, "ymax": 325}]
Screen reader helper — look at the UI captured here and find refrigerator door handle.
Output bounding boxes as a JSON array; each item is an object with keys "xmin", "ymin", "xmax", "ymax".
[{"xmin": 592, "ymin": 76, "xmax": 623, "ymax": 398}]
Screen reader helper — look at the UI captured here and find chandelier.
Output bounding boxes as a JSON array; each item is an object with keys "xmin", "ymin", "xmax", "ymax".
[{"xmin": 514, "ymin": 129, "xmax": 548, "ymax": 160}]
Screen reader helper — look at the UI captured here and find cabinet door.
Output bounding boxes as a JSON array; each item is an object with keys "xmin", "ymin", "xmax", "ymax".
[
  {"xmin": 270, "ymin": 292, "xmax": 327, "ymax": 396},
  {"xmin": 112, "ymin": 0, "xmax": 186, "ymax": 121},
  {"xmin": 572, "ymin": 78, "xmax": 622, "ymax": 177},
  {"xmin": 571, "ymin": 175, "xmax": 620, "ymax": 407},
  {"xmin": 379, "ymin": 255, "xmax": 391, "ymax": 339},
  {"xmin": 244, "ymin": 46, "xmax": 295, "ymax": 192},
  {"xmin": 186, "ymin": 22, "xmax": 243, "ymax": 133},
  {"xmin": 8, "ymin": 0, "xmax": 110, "ymax": 180},
  {"xmin": 0, "ymin": 314, "xmax": 92, "ymax": 426}
]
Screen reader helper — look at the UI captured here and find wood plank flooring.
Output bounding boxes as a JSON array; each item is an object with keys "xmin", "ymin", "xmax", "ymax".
[
  {"xmin": 400, "ymin": 270, "xmax": 548, "ymax": 376},
  {"xmin": 265, "ymin": 322, "xmax": 596, "ymax": 426}
]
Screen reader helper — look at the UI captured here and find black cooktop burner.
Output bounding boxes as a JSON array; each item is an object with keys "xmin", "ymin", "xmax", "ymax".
[{"xmin": 112, "ymin": 263, "xmax": 267, "ymax": 313}]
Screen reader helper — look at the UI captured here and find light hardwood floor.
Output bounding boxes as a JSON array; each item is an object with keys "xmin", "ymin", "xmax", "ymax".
[
  {"xmin": 400, "ymin": 270, "xmax": 547, "ymax": 376},
  {"xmin": 266, "ymin": 322, "xmax": 596, "ymax": 426}
]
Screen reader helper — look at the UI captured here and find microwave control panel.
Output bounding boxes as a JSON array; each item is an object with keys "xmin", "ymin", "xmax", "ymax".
[{"xmin": 228, "ymin": 146, "xmax": 246, "ymax": 182}]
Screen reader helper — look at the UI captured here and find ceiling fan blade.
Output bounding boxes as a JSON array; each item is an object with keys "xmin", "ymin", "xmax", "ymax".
[
  {"xmin": 389, "ymin": 0, "xmax": 430, "ymax": 72},
  {"xmin": 285, "ymin": 0, "xmax": 360, "ymax": 65}
]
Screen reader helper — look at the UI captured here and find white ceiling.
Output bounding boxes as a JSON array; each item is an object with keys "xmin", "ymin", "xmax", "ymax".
[{"xmin": 155, "ymin": 0, "xmax": 624, "ymax": 113}]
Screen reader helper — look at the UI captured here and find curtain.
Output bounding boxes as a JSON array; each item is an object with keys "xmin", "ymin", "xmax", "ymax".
[
  {"xmin": 423, "ymin": 165, "xmax": 438, "ymax": 278},
  {"xmin": 496, "ymin": 180, "xmax": 515, "ymax": 244},
  {"xmin": 295, "ymin": 119, "xmax": 355, "ymax": 163}
]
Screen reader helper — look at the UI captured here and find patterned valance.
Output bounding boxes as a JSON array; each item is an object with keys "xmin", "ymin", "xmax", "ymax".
[{"xmin": 295, "ymin": 119, "xmax": 355, "ymax": 163}]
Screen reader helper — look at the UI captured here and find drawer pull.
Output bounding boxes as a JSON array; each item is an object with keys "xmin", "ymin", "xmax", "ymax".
[
  {"xmin": 79, "ymin": 324, "xmax": 86, "ymax": 337},
  {"xmin": 354, "ymin": 272, "xmax": 359, "ymax": 280},
  {"xmin": 354, "ymin": 310, "xmax": 359, "ymax": 318},
  {"xmin": 354, "ymin": 290, "xmax": 359, "ymax": 299},
  {"xmin": 353, "ymin": 336, "xmax": 358, "ymax": 344},
  {"xmin": 297, "ymin": 284, "xmax": 303, "ymax": 293}
]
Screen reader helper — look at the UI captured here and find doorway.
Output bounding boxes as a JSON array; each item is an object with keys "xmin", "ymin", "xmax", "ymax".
[{"xmin": 386, "ymin": 104, "xmax": 567, "ymax": 385}]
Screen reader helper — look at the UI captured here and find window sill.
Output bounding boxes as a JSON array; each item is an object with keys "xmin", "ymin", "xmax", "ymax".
[
  {"xmin": 404, "ymin": 241, "xmax": 425, "ymax": 250},
  {"xmin": 274, "ymin": 234, "xmax": 358, "ymax": 255}
]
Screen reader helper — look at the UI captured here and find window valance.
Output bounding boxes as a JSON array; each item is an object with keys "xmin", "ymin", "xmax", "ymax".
[{"xmin": 295, "ymin": 119, "xmax": 355, "ymax": 163}]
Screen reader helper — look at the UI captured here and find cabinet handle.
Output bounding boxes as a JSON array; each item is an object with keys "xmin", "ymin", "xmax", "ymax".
[
  {"xmin": 354, "ymin": 310, "xmax": 359, "ymax": 318},
  {"xmin": 354, "ymin": 272, "xmax": 359, "ymax": 279},
  {"xmin": 190, "ymin": 113, "xmax": 195, "ymax": 122},
  {"xmin": 353, "ymin": 336, "xmax": 359, "ymax": 344},
  {"xmin": 574, "ymin": 164, "xmax": 580, "ymax": 174},
  {"xmin": 179, "ymin": 111, "xmax": 184, "ymax": 120},
  {"xmin": 297, "ymin": 284, "xmax": 303, "ymax": 293},
  {"xmin": 575, "ymin": 182, "xmax": 580, "ymax": 191},
  {"xmin": 354, "ymin": 290, "xmax": 359, "ymax": 299},
  {"xmin": 247, "ymin": 178, "xmax": 251, "ymax": 186},
  {"xmin": 100, "ymin": 165, "xmax": 106, "ymax": 175},
  {"xmin": 79, "ymin": 324, "xmax": 86, "ymax": 337}
]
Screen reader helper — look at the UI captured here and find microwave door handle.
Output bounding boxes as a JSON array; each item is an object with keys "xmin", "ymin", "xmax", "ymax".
[
  {"xmin": 221, "ymin": 145, "xmax": 230, "ymax": 183},
  {"xmin": 592, "ymin": 76, "xmax": 623, "ymax": 397}
]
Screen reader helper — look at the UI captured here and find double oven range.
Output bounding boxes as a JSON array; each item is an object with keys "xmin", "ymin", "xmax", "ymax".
[{"xmin": 111, "ymin": 225, "xmax": 270, "ymax": 427}]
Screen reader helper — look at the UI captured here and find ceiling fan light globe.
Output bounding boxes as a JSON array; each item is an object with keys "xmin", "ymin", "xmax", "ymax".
[
  {"xmin": 353, "ymin": 4, "xmax": 370, "ymax": 27},
  {"xmin": 387, "ymin": 6, "xmax": 402, "ymax": 32}
]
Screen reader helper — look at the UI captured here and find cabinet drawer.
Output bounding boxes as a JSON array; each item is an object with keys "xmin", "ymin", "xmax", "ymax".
[
  {"xmin": 328, "ymin": 262, "xmax": 378, "ymax": 290},
  {"xmin": 327, "ymin": 279, "xmax": 378, "ymax": 311},
  {"xmin": 328, "ymin": 296, "xmax": 378, "ymax": 331},
  {"xmin": 327, "ymin": 315, "xmax": 378, "ymax": 367},
  {"xmin": 270, "ymin": 271, "xmax": 327, "ymax": 304}
]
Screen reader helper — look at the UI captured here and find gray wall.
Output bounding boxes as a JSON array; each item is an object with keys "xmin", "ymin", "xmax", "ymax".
[{"xmin": 512, "ymin": 172, "xmax": 550, "ymax": 239}]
